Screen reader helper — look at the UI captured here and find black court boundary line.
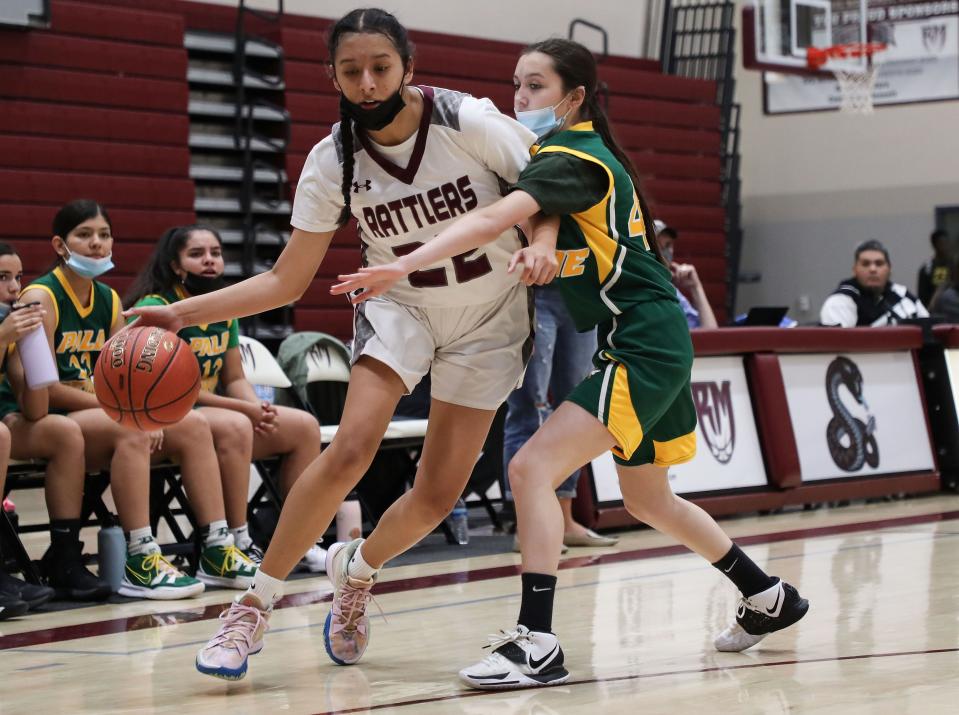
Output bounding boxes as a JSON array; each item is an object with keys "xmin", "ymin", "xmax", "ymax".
[
  {"xmin": 309, "ymin": 646, "xmax": 959, "ymax": 714},
  {"xmin": 1, "ymin": 508, "xmax": 958, "ymax": 651}
]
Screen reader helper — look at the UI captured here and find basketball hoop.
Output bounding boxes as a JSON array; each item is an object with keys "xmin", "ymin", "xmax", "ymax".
[{"xmin": 806, "ymin": 42, "xmax": 887, "ymax": 114}]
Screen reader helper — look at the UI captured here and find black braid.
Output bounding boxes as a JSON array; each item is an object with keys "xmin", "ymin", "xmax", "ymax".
[{"xmin": 338, "ymin": 116, "xmax": 356, "ymax": 227}]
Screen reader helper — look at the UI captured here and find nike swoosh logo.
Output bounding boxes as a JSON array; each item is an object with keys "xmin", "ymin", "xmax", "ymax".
[
  {"xmin": 528, "ymin": 644, "xmax": 559, "ymax": 670},
  {"xmin": 723, "ymin": 558, "xmax": 739, "ymax": 573},
  {"xmin": 766, "ymin": 588, "xmax": 782, "ymax": 615},
  {"xmin": 531, "ymin": 586, "xmax": 552, "ymax": 592}
]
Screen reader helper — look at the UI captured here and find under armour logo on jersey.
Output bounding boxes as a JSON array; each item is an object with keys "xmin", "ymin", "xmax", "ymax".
[{"xmin": 352, "ymin": 179, "xmax": 372, "ymax": 193}]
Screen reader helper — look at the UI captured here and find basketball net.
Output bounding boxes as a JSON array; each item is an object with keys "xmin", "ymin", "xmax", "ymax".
[{"xmin": 807, "ymin": 43, "xmax": 887, "ymax": 115}]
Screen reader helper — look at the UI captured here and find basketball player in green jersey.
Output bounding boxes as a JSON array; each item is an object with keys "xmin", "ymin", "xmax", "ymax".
[
  {"xmin": 333, "ymin": 39, "xmax": 809, "ymax": 688},
  {"xmin": 0, "ymin": 241, "xmax": 109, "ymax": 608},
  {"xmin": 19, "ymin": 200, "xmax": 254, "ymax": 599},
  {"xmin": 126, "ymin": 224, "xmax": 322, "ymax": 567}
]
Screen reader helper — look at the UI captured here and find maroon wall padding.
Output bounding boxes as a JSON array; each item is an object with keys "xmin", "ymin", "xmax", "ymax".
[
  {"xmin": 0, "ymin": 170, "xmax": 194, "ymax": 210},
  {"xmin": 4, "ymin": 204, "xmax": 195, "ymax": 241},
  {"xmin": 0, "ymin": 137, "xmax": 189, "ymax": 177},
  {"xmin": 49, "ymin": 0, "xmax": 184, "ymax": 46},
  {"xmin": 0, "ymin": 33, "xmax": 188, "ymax": 79},
  {"xmin": 692, "ymin": 326, "xmax": 924, "ymax": 355},
  {"xmin": 745, "ymin": 353, "xmax": 802, "ymax": 489},
  {"xmin": 0, "ymin": 66, "xmax": 189, "ymax": 112},
  {"xmin": 0, "ymin": 101, "xmax": 188, "ymax": 146},
  {"xmin": 933, "ymin": 324, "xmax": 959, "ymax": 348}
]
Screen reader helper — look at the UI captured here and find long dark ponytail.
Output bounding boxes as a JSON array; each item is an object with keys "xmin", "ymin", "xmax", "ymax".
[
  {"xmin": 327, "ymin": 8, "xmax": 415, "ymax": 227},
  {"xmin": 124, "ymin": 224, "xmax": 223, "ymax": 308},
  {"xmin": 523, "ymin": 38, "xmax": 667, "ymax": 266}
]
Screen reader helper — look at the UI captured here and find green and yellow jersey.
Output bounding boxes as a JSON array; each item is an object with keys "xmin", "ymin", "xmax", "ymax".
[
  {"xmin": 26, "ymin": 266, "xmax": 119, "ymax": 393},
  {"xmin": 132, "ymin": 286, "xmax": 238, "ymax": 393},
  {"xmin": 513, "ymin": 121, "xmax": 677, "ymax": 332}
]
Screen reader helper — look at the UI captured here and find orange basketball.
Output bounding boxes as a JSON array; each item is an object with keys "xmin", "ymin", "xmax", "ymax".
[{"xmin": 94, "ymin": 326, "xmax": 200, "ymax": 431}]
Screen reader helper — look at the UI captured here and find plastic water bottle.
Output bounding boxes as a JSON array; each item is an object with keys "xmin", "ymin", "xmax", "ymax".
[
  {"xmin": 97, "ymin": 520, "xmax": 126, "ymax": 593},
  {"xmin": 17, "ymin": 322, "xmax": 59, "ymax": 389},
  {"xmin": 253, "ymin": 384, "xmax": 275, "ymax": 403},
  {"xmin": 450, "ymin": 499, "xmax": 469, "ymax": 545},
  {"xmin": 336, "ymin": 498, "xmax": 363, "ymax": 542}
]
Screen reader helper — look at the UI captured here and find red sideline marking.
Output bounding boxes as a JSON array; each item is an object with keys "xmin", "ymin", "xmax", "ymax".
[{"xmin": 2, "ymin": 508, "xmax": 957, "ymax": 651}]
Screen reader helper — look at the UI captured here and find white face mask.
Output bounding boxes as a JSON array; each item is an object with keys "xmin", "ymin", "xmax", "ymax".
[{"xmin": 514, "ymin": 93, "xmax": 573, "ymax": 138}]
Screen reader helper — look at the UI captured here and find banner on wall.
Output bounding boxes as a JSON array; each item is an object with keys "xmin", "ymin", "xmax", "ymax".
[
  {"xmin": 765, "ymin": 1, "xmax": 959, "ymax": 113},
  {"xmin": 779, "ymin": 352, "xmax": 934, "ymax": 481},
  {"xmin": 591, "ymin": 356, "xmax": 768, "ymax": 504}
]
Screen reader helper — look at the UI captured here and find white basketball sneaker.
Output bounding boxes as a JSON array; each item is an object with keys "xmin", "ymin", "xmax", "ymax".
[
  {"xmin": 459, "ymin": 625, "xmax": 570, "ymax": 690},
  {"xmin": 714, "ymin": 579, "xmax": 809, "ymax": 652}
]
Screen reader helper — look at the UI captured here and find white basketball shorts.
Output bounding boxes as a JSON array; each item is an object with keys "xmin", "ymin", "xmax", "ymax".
[{"xmin": 351, "ymin": 283, "xmax": 533, "ymax": 411}]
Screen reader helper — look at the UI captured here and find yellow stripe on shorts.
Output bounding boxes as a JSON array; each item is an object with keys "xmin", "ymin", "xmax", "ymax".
[
  {"xmin": 606, "ymin": 362, "xmax": 644, "ymax": 460},
  {"xmin": 653, "ymin": 431, "xmax": 697, "ymax": 467}
]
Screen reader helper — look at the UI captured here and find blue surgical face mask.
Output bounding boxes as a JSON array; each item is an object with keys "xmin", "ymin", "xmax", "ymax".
[
  {"xmin": 64, "ymin": 248, "xmax": 114, "ymax": 279},
  {"xmin": 514, "ymin": 94, "xmax": 572, "ymax": 138}
]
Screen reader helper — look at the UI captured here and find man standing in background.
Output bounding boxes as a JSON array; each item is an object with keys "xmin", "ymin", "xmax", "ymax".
[{"xmin": 917, "ymin": 229, "xmax": 953, "ymax": 307}]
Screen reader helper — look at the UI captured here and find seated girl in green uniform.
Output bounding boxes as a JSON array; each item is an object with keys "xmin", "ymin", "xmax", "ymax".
[
  {"xmin": 0, "ymin": 241, "xmax": 110, "ymax": 610},
  {"xmin": 332, "ymin": 38, "xmax": 809, "ymax": 689},
  {"xmin": 125, "ymin": 225, "xmax": 323, "ymax": 566},
  {"xmin": 18, "ymin": 200, "xmax": 256, "ymax": 600}
]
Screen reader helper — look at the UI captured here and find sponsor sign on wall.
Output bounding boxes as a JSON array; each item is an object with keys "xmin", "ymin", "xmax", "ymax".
[
  {"xmin": 591, "ymin": 356, "xmax": 767, "ymax": 503},
  {"xmin": 765, "ymin": 1, "xmax": 959, "ymax": 113},
  {"xmin": 779, "ymin": 352, "xmax": 934, "ymax": 481}
]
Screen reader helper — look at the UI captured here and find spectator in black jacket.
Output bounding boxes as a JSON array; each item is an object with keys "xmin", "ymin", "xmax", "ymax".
[
  {"xmin": 821, "ymin": 240, "xmax": 928, "ymax": 327},
  {"xmin": 917, "ymin": 229, "xmax": 952, "ymax": 307}
]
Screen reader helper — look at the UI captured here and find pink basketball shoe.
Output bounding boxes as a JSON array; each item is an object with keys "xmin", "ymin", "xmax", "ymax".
[
  {"xmin": 323, "ymin": 539, "xmax": 377, "ymax": 665},
  {"xmin": 195, "ymin": 599, "xmax": 270, "ymax": 680}
]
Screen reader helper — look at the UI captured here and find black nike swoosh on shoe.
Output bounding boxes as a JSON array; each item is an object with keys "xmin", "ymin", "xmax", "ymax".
[
  {"xmin": 765, "ymin": 588, "xmax": 782, "ymax": 615},
  {"xmin": 528, "ymin": 644, "xmax": 559, "ymax": 670}
]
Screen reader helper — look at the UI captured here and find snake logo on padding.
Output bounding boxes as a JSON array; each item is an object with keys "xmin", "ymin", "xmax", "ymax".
[{"xmin": 825, "ymin": 357, "xmax": 879, "ymax": 472}]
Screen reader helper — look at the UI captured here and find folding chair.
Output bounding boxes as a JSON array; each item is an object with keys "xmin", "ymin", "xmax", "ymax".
[{"xmin": 236, "ymin": 335, "xmax": 297, "ymax": 518}]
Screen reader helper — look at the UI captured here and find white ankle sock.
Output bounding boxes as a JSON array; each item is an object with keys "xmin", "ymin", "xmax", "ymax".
[
  {"xmin": 347, "ymin": 544, "xmax": 377, "ymax": 581},
  {"xmin": 204, "ymin": 520, "xmax": 231, "ymax": 547},
  {"xmin": 243, "ymin": 569, "xmax": 284, "ymax": 610},
  {"xmin": 127, "ymin": 527, "xmax": 159, "ymax": 556},
  {"xmin": 230, "ymin": 524, "xmax": 253, "ymax": 551}
]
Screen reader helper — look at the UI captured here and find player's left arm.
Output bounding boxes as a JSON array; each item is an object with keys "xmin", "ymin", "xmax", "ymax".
[{"xmin": 332, "ymin": 190, "xmax": 544, "ymax": 302}]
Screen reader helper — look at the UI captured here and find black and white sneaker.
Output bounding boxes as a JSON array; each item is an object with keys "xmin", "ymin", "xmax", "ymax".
[
  {"xmin": 714, "ymin": 579, "xmax": 809, "ymax": 652},
  {"xmin": 459, "ymin": 625, "xmax": 570, "ymax": 690}
]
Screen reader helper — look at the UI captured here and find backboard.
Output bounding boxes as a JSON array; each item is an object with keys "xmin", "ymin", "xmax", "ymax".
[{"xmin": 743, "ymin": 0, "xmax": 871, "ymax": 75}]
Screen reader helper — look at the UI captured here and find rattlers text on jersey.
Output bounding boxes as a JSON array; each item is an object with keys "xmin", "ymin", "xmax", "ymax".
[
  {"xmin": 516, "ymin": 121, "xmax": 677, "ymax": 332},
  {"xmin": 292, "ymin": 86, "xmax": 537, "ymax": 307}
]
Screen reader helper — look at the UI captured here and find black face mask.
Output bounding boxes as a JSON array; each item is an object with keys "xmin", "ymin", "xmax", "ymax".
[
  {"xmin": 182, "ymin": 272, "xmax": 226, "ymax": 296},
  {"xmin": 339, "ymin": 88, "xmax": 407, "ymax": 131}
]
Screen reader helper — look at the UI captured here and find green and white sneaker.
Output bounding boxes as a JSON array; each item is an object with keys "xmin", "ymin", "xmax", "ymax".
[
  {"xmin": 119, "ymin": 551, "xmax": 205, "ymax": 600},
  {"xmin": 197, "ymin": 544, "xmax": 258, "ymax": 589}
]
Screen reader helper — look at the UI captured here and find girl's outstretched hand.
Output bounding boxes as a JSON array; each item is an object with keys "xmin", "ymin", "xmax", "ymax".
[
  {"xmin": 508, "ymin": 244, "xmax": 559, "ymax": 286},
  {"xmin": 331, "ymin": 263, "xmax": 409, "ymax": 305},
  {"xmin": 122, "ymin": 304, "xmax": 184, "ymax": 333}
]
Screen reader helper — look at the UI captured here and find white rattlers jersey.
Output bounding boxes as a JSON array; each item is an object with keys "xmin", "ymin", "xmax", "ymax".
[{"xmin": 292, "ymin": 86, "xmax": 537, "ymax": 307}]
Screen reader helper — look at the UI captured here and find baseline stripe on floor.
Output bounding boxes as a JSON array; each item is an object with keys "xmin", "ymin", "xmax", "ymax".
[{"xmin": 2, "ymin": 508, "xmax": 957, "ymax": 651}]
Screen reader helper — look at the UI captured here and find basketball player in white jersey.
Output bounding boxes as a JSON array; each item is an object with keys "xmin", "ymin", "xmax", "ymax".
[{"xmin": 127, "ymin": 7, "xmax": 558, "ymax": 681}]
